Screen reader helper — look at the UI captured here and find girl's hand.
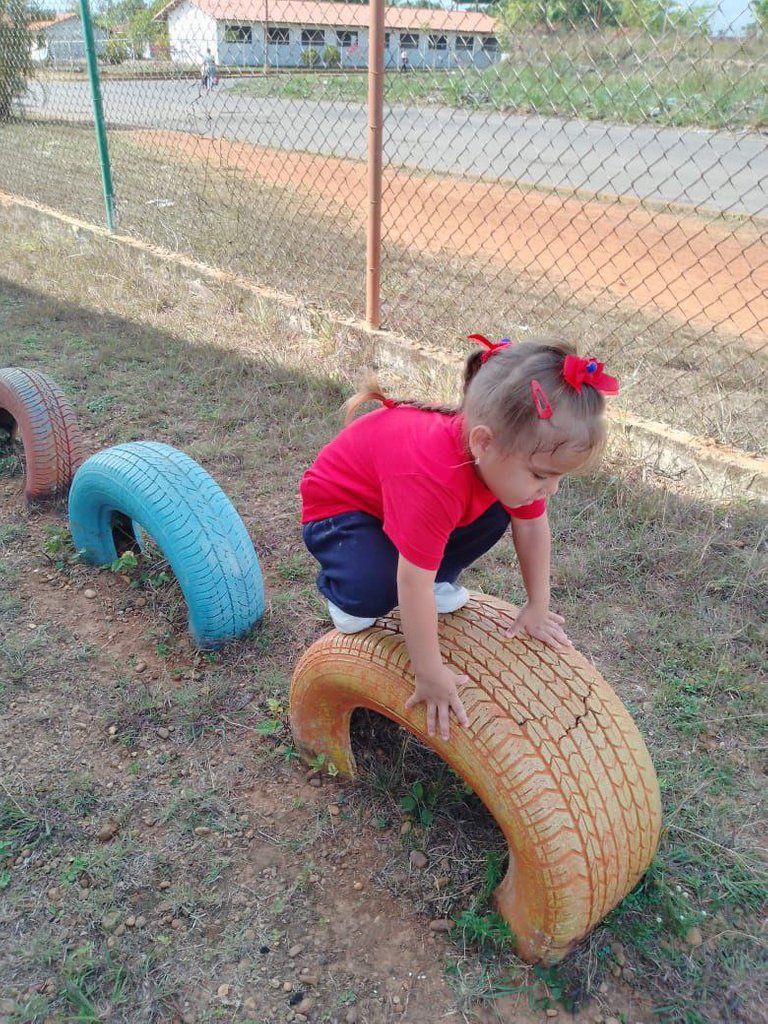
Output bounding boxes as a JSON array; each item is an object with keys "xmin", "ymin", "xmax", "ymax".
[
  {"xmin": 404, "ymin": 665, "xmax": 470, "ymax": 742},
  {"xmin": 505, "ymin": 601, "xmax": 572, "ymax": 649}
]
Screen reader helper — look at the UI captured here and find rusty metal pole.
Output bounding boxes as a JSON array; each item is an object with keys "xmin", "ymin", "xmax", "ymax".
[{"xmin": 366, "ymin": 0, "xmax": 385, "ymax": 329}]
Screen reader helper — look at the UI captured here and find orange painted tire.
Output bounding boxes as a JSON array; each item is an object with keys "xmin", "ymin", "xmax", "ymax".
[
  {"xmin": 290, "ymin": 592, "xmax": 661, "ymax": 964},
  {"xmin": 0, "ymin": 368, "xmax": 86, "ymax": 502}
]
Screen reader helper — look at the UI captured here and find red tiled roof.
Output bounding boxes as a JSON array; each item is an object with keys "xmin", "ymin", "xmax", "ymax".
[
  {"xmin": 28, "ymin": 12, "xmax": 78, "ymax": 31},
  {"xmin": 156, "ymin": 0, "xmax": 497, "ymax": 32}
]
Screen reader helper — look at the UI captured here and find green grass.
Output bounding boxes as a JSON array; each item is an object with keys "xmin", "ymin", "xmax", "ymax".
[{"xmin": 229, "ymin": 29, "xmax": 767, "ymax": 129}]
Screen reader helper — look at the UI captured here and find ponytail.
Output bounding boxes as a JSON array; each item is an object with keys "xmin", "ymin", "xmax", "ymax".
[
  {"xmin": 343, "ymin": 371, "xmax": 458, "ymax": 427},
  {"xmin": 343, "ymin": 374, "xmax": 391, "ymax": 425}
]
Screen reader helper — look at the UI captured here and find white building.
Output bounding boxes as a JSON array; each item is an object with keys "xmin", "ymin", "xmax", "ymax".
[
  {"xmin": 28, "ymin": 13, "xmax": 108, "ymax": 63},
  {"xmin": 155, "ymin": 0, "xmax": 501, "ymax": 70}
]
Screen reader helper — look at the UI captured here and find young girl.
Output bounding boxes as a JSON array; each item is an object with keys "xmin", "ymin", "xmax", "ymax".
[{"xmin": 300, "ymin": 336, "xmax": 619, "ymax": 742}]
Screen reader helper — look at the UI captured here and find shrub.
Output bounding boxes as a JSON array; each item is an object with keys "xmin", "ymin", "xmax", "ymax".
[
  {"xmin": 322, "ymin": 44, "xmax": 341, "ymax": 67},
  {"xmin": 103, "ymin": 37, "xmax": 129, "ymax": 65},
  {"xmin": 300, "ymin": 47, "xmax": 320, "ymax": 67}
]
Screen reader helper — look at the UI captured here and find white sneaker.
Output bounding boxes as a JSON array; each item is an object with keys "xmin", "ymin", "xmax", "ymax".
[
  {"xmin": 433, "ymin": 581, "xmax": 470, "ymax": 614},
  {"xmin": 327, "ymin": 601, "xmax": 377, "ymax": 634}
]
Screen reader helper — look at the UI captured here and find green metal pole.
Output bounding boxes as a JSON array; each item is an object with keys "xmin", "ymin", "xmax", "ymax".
[{"xmin": 78, "ymin": 0, "xmax": 115, "ymax": 230}]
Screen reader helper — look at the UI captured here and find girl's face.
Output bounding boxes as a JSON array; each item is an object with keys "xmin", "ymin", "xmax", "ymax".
[{"xmin": 469, "ymin": 425, "xmax": 589, "ymax": 509}]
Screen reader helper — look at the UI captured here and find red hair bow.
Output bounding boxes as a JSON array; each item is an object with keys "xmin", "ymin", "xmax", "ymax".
[
  {"xmin": 562, "ymin": 355, "xmax": 620, "ymax": 396},
  {"xmin": 468, "ymin": 334, "xmax": 512, "ymax": 363}
]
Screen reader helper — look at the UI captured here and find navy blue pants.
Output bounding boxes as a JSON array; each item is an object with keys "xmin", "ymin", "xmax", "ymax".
[{"xmin": 303, "ymin": 503, "xmax": 510, "ymax": 618}]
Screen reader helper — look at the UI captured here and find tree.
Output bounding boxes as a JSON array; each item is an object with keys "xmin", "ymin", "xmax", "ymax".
[
  {"xmin": 752, "ymin": 0, "xmax": 767, "ymax": 31},
  {"xmin": 0, "ymin": 0, "xmax": 32, "ymax": 121},
  {"xmin": 499, "ymin": 0, "xmax": 710, "ymax": 31},
  {"xmin": 96, "ymin": 0, "xmax": 165, "ymax": 58}
]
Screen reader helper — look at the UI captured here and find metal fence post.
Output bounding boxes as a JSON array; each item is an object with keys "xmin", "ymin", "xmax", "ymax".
[
  {"xmin": 79, "ymin": 0, "xmax": 115, "ymax": 231},
  {"xmin": 366, "ymin": 0, "xmax": 384, "ymax": 329}
]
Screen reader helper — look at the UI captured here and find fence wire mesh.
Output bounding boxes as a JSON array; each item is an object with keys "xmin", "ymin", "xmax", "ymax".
[{"xmin": 1, "ymin": 0, "xmax": 766, "ymax": 455}]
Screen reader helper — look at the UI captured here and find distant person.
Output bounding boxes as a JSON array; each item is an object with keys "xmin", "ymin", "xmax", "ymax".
[
  {"xmin": 201, "ymin": 49, "xmax": 217, "ymax": 91},
  {"xmin": 399, "ymin": 48, "xmax": 409, "ymax": 72}
]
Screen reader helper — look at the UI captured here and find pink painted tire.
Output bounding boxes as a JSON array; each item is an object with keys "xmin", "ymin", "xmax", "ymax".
[
  {"xmin": 290, "ymin": 592, "xmax": 662, "ymax": 964},
  {"xmin": 0, "ymin": 368, "xmax": 85, "ymax": 502}
]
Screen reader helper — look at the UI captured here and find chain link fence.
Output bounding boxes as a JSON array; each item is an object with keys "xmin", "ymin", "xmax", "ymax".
[{"xmin": 1, "ymin": 0, "xmax": 766, "ymax": 455}]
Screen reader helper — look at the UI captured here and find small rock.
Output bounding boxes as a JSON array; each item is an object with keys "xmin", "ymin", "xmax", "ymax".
[
  {"xmin": 400, "ymin": 821, "xmax": 412, "ymax": 836},
  {"xmin": 282, "ymin": 980, "xmax": 293, "ymax": 992},
  {"xmin": 308, "ymin": 776, "xmax": 322, "ymax": 788},
  {"xmin": 288, "ymin": 944, "xmax": 304, "ymax": 958},
  {"xmin": 157, "ymin": 727, "xmax": 170, "ymax": 740},
  {"xmin": 546, "ymin": 1010, "xmax": 558, "ymax": 1019},
  {"xmin": 217, "ymin": 984, "xmax": 230, "ymax": 998},
  {"xmin": 97, "ymin": 820, "xmax": 120, "ymax": 843},
  {"xmin": 685, "ymin": 926, "xmax": 703, "ymax": 946},
  {"xmin": 108, "ymin": 725, "xmax": 118, "ymax": 736},
  {"xmin": 328, "ymin": 804, "xmax": 340, "ymax": 817},
  {"xmin": 101, "ymin": 912, "xmax": 120, "ymax": 932},
  {"xmin": 84, "ymin": 589, "xmax": 97, "ymax": 599},
  {"xmin": 352, "ymin": 880, "xmax": 363, "ymax": 891},
  {"xmin": 605, "ymin": 1018, "xmax": 621, "ymax": 1024},
  {"xmin": 301, "ymin": 974, "xmax": 319, "ymax": 986},
  {"xmin": 345, "ymin": 1009, "xmax": 359, "ymax": 1024},
  {"xmin": 435, "ymin": 875, "xmax": 450, "ymax": 890},
  {"xmin": 409, "ymin": 850, "xmax": 428, "ymax": 870},
  {"xmin": 194, "ymin": 826, "xmax": 211, "ymax": 836},
  {"xmin": 269, "ymin": 978, "xmax": 281, "ymax": 989},
  {"xmin": 429, "ymin": 918, "xmax": 453, "ymax": 932},
  {"xmin": 296, "ymin": 998, "xmax": 314, "ymax": 1015},
  {"xmin": 134, "ymin": 660, "xmax": 147, "ymax": 674}
]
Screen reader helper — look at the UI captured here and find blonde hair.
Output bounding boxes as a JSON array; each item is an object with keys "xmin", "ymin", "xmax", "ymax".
[
  {"xmin": 345, "ymin": 337, "xmax": 608, "ymax": 466},
  {"xmin": 462, "ymin": 338, "xmax": 607, "ymax": 465}
]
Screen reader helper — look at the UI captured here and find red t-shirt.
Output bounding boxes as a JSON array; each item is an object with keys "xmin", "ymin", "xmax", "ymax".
[{"xmin": 300, "ymin": 406, "xmax": 545, "ymax": 571}]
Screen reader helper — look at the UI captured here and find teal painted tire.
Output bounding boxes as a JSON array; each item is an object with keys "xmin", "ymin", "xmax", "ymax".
[
  {"xmin": 0, "ymin": 367, "xmax": 85, "ymax": 501},
  {"xmin": 68, "ymin": 442, "xmax": 264, "ymax": 648}
]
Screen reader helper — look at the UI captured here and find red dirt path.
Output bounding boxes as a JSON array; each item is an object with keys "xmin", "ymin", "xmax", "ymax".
[{"xmin": 133, "ymin": 131, "xmax": 768, "ymax": 347}]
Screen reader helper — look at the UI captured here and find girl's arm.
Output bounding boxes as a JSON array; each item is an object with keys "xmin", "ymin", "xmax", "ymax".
[
  {"xmin": 508, "ymin": 511, "xmax": 572, "ymax": 648},
  {"xmin": 398, "ymin": 555, "xmax": 470, "ymax": 742}
]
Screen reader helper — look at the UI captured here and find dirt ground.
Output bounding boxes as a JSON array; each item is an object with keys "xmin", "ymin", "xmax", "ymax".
[{"xmin": 133, "ymin": 131, "xmax": 768, "ymax": 348}]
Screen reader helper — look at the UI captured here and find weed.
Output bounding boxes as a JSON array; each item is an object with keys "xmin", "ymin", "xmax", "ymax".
[
  {"xmin": 400, "ymin": 779, "xmax": 439, "ymax": 827},
  {"xmin": 42, "ymin": 525, "xmax": 78, "ymax": 570},
  {"xmin": 307, "ymin": 752, "xmax": 339, "ymax": 776}
]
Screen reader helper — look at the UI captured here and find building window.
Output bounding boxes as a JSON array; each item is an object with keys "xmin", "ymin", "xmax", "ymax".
[
  {"xmin": 224, "ymin": 23, "xmax": 252, "ymax": 44},
  {"xmin": 384, "ymin": 32, "xmax": 390, "ymax": 48},
  {"xmin": 301, "ymin": 28, "xmax": 325, "ymax": 47},
  {"xmin": 481, "ymin": 35, "xmax": 499, "ymax": 52},
  {"xmin": 428, "ymin": 34, "xmax": 447, "ymax": 50},
  {"xmin": 267, "ymin": 26, "xmax": 289, "ymax": 45},
  {"xmin": 336, "ymin": 30, "xmax": 358, "ymax": 48},
  {"xmin": 455, "ymin": 34, "xmax": 474, "ymax": 52},
  {"xmin": 399, "ymin": 32, "xmax": 419, "ymax": 49}
]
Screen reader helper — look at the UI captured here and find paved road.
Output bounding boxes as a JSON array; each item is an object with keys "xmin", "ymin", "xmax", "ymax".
[{"xmin": 22, "ymin": 77, "xmax": 768, "ymax": 217}]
